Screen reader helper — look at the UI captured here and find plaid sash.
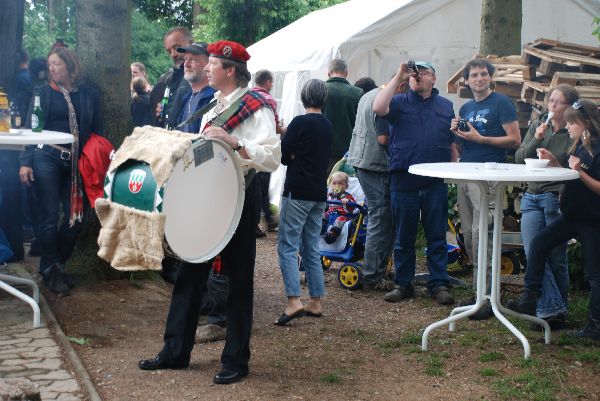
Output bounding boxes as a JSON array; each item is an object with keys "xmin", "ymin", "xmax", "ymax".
[{"xmin": 204, "ymin": 89, "xmax": 271, "ymax": 133}]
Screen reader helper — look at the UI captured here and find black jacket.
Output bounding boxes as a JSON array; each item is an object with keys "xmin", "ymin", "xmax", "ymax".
[
  {"xmin": 149, "ymin": 65, "xmax": 190, "ymax": 127},
  {"xmin": 21, "ymin": 82, "xmax": 103, "ymax": 167}
]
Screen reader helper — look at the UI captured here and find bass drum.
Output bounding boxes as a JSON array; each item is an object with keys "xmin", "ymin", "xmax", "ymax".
[
  {"xmin": 163, "ymin": 138, "xmax": 245, "ymax": 263},
  {"xmin": 106, "ymin": 138, "xmax": 245, "ymax": 264}
]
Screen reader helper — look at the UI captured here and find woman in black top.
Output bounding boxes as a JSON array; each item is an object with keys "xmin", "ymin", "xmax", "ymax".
[
  {"xmin": 275, "ymin": 79, "xmax": 332, "ymax": 325},
  {"xmin": 131, "ymin": 76, "xmax": 153, "ymax": 127},
  {"xmin": 508, "ymin": 99, "xmax": 600, "ymax": 340},
  {"xmin": 19, "ymin": 47, "xmax": 103, "ymax": 294}
]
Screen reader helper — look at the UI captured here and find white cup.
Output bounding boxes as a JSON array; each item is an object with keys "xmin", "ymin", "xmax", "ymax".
[{"xmin": 485, "ymin": 162, "xmax": 498, "ymax": 170}]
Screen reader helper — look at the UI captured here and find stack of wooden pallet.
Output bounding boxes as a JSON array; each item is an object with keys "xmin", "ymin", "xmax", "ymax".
[{"xmin": 447, "ymin": 38, "xmax": 600, "ymax": 130}]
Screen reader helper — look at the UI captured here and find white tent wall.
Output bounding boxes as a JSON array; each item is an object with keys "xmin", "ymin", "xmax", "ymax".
[{"xmin": 249, "ymin": 0, "xmax": 600, "ymax": 206}]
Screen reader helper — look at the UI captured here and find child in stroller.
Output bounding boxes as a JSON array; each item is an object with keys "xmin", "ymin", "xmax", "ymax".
[{"xmin": 323, "ymin": 171, "xmax": 356, "ymax": 244}]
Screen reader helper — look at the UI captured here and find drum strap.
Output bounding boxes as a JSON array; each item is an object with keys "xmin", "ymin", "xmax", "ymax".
[{"xmin": 176, "ymin": 99, "xmax": 217, "ymax": 130}]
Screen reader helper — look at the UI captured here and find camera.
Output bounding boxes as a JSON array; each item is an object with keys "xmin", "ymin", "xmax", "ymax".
[{"xmin": 457, "ymin": 119, "xmax": 470, "ymax": 132}]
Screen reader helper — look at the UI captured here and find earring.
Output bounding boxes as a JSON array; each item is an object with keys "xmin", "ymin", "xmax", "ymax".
[{"xmin": 583, "ymin": 129, "xmax": 589, "ymax": 141}]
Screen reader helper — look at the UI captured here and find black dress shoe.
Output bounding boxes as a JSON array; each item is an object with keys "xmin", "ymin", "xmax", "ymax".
[
  {"xmin": 213, "ymin": 369, "xmax": 248, "ymax": 384},
  {"xmin": 138, "ymin": 356, "xmax": 188, "ymax": 371}
]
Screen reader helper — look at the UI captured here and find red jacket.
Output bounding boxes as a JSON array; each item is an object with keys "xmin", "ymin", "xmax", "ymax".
[{"xmin": 78, "ymin": 133, "xmax": 114, "ymax": 207}]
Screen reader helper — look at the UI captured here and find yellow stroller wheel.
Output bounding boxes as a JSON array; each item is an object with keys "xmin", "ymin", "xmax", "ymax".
[
  {"xmin": 338, "ymin": 263, "xmax": 363, "ymax": 290},
  {"xmin": 321, "ymin": 257, "xmax": 332, "ymax": 271}
]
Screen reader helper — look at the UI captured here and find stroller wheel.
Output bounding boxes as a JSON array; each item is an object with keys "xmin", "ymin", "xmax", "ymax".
[
  {"xmin": 338, "ymin": 263, "xmax": 363, "ymax": 290},
  {"xmin": 321, "ymin": 257, "xmax": 332, "ymax": 271}
]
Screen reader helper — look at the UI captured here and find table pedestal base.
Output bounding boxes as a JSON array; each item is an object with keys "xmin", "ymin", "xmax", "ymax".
[
  {"xmin": 0, "ymin": 273, "xmax": 40, "ymax": 328},
  {"xmin": 421, "ymin": 181, "xmax": 550, "ymax": 359}
]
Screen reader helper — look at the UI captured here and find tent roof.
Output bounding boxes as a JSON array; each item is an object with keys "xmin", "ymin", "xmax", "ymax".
[{"xmin": 248, "ymin": 0, "xmax": 452, "ymax": 72}]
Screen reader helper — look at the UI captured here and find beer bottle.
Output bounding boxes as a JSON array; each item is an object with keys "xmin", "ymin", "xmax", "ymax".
[
  {"xmin": 159, "ymin": 86, "xmax": 170, "ymax": 126},
  {"xmin": 31, "ymin": 93, "xmax": 44, "ymax": 132},
  {"xmin": 10, "ymin": 102, "xmax": 21, "ymax": 128}
]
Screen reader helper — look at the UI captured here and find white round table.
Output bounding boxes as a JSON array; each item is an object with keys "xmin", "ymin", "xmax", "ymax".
[
  {"xmin": 0, "ymin": 128, "xmax": 74, "ymax": 328},
  {"xmin": 0, "ymin": 129, "xmax": 74, "ymax": 150},
  {"xmin": 408, "ymin": 162, "xmax": 580, "ymax": 359}
]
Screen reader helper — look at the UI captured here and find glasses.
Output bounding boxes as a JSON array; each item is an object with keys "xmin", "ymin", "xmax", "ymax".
[{"xmin": 417, "ymin": 69, "xmax": 434, "ymax": 77}]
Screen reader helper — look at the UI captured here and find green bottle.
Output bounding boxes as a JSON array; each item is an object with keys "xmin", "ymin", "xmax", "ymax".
[{"xmin": 31, "ymin": 93, "xmax": 44, "ymax": 132}]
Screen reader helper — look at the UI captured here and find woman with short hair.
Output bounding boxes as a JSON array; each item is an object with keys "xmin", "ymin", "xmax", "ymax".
[{"xmin": 275, "ymin": 79, "xmax": 332, "ymax": 325}]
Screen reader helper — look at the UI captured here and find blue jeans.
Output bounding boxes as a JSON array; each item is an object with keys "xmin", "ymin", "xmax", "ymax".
[
  {"xmin": 356, "ymin": 168, "xmax": 394, "ymax": 284},
  {"xmin": 277, "ymin": 195, "xmax": 326, "ymax": 298},
  {"xmin": 32, "ymin": 149, "xmax": 83, "ymax": 277},
  {"xmin": 520, "ymin": 192, "xmax": 568, "ymax": 318},
  {"xmin": 390, "ymin": 178, "xmax": 449, "ymax": 292}
]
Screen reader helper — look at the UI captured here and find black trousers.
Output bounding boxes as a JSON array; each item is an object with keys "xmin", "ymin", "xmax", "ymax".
[
  {"xmin": 0, "ymin": 150, "xmax": 24, "ymax": 262},
  {"xmin": 159, "ymin": 179, "xmax": 257, "ymax": 374}
]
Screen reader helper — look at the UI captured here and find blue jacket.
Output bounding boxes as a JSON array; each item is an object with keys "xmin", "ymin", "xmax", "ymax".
[{"xmin": 386, "ymin": 88, "xmax": 454, "ymax": 172}]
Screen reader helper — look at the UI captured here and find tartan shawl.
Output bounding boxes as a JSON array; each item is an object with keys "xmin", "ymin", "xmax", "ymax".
[{"xmin": 205, "ymin": 90, "xmax": 272, "ymax": 132}]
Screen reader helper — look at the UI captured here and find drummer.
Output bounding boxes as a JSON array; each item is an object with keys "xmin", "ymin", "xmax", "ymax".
[{"xmin": 138, "ymin": 40, "xmax": 281, "ymax": 385}]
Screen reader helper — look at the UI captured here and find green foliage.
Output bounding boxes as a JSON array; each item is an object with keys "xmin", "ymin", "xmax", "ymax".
[
  {"xmin": 195, "ymin": 0, "xmax": 346, "ymax": 46},
  {"xmin": 320, "ymin": 372, "xmax": 342, "ymax": 384},
  {"xmin": 131, "ymin": 10, "xmax": 172, "ymax": 83},
  {"xmin": 23, "ymin": 1, "xmax": 75, "ymax": 59},
  {"xmin": 480, "ymin": 368, "xmax": 498, "ymax": 377},
  {"xmin": 593, "ymin": 17, "xmax": 600, "ymax": 41},
  {"xmin": 568, "ymin": 242, "xmax": 586, "ymax": 290},
  {"xmin": 135, "ymin": 0, "xmax": 193, "ymax": 27},
  {"xmin": 479, "ymin": 351, "xmax": 505, "ymax": 362}
]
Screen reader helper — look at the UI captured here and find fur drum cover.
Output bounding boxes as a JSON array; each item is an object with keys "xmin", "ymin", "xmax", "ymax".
[
  {"xmin": 96, "ymin": 198, "xmax": 166, "ymax": 271},
  {"xmin": 95, "ymin": 126, "xmax": 196, "ymax": 271}
]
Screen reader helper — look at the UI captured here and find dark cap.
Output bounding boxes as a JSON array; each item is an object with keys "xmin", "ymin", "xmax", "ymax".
[
  {"xmin": 177, "ymin": 42, "xmax": 209, "ymax": 56},
  {"xmin": 207, "ymin": 40, "xmax": 251, "ymax": 64}
]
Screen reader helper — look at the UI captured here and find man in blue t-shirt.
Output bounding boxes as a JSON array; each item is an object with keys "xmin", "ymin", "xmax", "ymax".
[
  {"xmin": 373, "ymin": 61, "xmax": 457, "ymax": 305},
  {"xmin": 450, "ymin": 59, "xmax": 520, "ymax": 318}
]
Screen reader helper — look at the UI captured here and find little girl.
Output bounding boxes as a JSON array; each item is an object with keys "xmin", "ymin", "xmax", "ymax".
[
  {"xmin": 323, "ymin": 171, "xmax": 355, "ymax": 244},
  {"xmin": 507, "ymin": 99, "xmax": 600, "ymax": 340}
]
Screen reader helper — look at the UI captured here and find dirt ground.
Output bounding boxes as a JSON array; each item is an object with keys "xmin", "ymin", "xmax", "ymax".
[{"xmin": 29, "ymin": 234, "xmax": 600, "ymax": 401}]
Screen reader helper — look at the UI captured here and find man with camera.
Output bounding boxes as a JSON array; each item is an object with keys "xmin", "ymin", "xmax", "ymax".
[
  {"xmin": 373, "ymin": 61, "xmax": 457, "ymax": 305},
  {"xmin": 450, "ymin": 58, "xmax": 520, "ymax": 319}
]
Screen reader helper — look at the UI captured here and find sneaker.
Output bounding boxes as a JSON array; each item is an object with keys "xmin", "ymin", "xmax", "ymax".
[
  {"xmin": 255, "ymin": 227, "xmax": 266, "ymax": 238},
  {"xmin": 195, "ymin": 323, "xmax": 226, "ymax": 343},
  {"xmin": 362, "ymin": 279, "xmax": 395, "ymax": 292},
  {"xmin": 384, "ymin": 285, "xmax": 414, "ymax": 302},
  {"xmin": 431, "ymin": 286, "xmax": 455, "ymax": 305},
  {"xmin": 566, "ymin": 325, "xmax": 600, "ymax": 341},
  {"xmin": 505, "ymin": 290, "xmax": 539, "ymax": 316}
]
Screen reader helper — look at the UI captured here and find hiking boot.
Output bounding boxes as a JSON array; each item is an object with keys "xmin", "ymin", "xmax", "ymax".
[
  {"xmin": 255, "ymin": 227, "xmax": 267, "ymax": 238},
  {"xmin": 384, "ymin": 285, "xmax": 414, "ymax": 302},
  {"xmin": 195, "ymin": 323, "xmax": 226, "ymax": 343},
  {"xmin": 567, "ymin": 323, "xmax": 600, "ymax": 341},
  {"xmin": 530, "ymin": 313, "xmax": 567, "ymax": 330},
  {"xmin": 362, "ymin": 279, "xmax": 395, "ymax": 292},
  {"xmin": 505, "ymin": 290, "xmax": 539, "ymax": 316},
  {"xmin": 44, "ymin": 264, "xmax": 70, "ymax": 295},
  {"xmin": 431, "ymin": 286, "xmax": 455, "ymax": 305}
]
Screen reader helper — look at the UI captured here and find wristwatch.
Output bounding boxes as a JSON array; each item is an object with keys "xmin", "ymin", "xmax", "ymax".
[{"xmin": 234, "ymin": 138, "xmax": 244, "ymax": 151}]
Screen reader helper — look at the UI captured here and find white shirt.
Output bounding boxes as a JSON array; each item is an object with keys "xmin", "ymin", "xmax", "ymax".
[{"xmin": 200, "ymin": 87, "xmax": 281, "ymax": 174}]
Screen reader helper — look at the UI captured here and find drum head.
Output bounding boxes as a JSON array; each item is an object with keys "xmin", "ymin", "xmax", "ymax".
[{"xmin": 162, "ymin": 138, "xmax": 245, "ymax": 263}]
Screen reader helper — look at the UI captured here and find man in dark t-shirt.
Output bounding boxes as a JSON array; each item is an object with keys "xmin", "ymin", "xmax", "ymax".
[{"xmin": 450, "ymin": 59, "xmax": 520, "ymax": 318}]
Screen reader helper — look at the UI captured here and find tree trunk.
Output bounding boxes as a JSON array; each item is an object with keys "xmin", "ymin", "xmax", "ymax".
[
  {"xmin": 480, "ymin": 0, "xmax": 522, "ymax": 56},
  {"xmin": 48, "ymin": 0, "xmax": 68, "ymax": 38},
  {"xmin": 0, "ymin": 0, "xmax": 25, "ymax": 96},
  {"xmin": 73, "ymin": 0, "xmax": 131, "ymax": 279},
  {"xmin": 192, "ymin": 0, "xmax": 204, "ymax": 30}
]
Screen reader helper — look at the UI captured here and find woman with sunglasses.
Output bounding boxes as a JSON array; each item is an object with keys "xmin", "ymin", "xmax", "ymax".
[
  {"xmin": 514, "ymin": 84, "xmax": 579, "ymax": 329},
  {"xmin": 508, "ymin": 99, "xmax": 600, "ymax": 340}
]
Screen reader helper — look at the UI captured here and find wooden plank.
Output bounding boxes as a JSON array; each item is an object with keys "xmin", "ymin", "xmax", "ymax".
[
  {"xmin": 551, "ymin": 72, "xmax": 600, "ymax": 87},
  {"xmin": 522, "ymin": 66, "xmax": 537, "ymax": 81},
  {"xmin": 494, "ymin": 82, "xmax": 523, "ymax": 98},
  {"xmin": 526, "ymin": 38, "xmax": 600, "ymax": 57},
  {"xmin": 538, "ymin": 59, "xmax": 566, "ymax": 76}
]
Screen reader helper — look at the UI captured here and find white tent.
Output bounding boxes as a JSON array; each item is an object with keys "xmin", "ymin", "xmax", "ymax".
[
  {"xmin": 248, "ymin": 0, "xmax": 600, "ymax": 205},
  {"xmin": 249, "ymin": 0, "xmax": 600, "ymax": 122}
]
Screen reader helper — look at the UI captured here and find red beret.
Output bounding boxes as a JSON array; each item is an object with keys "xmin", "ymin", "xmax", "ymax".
[{"xmin": 207, "ymin": 40, "xmax": 251, "ymax": 64}]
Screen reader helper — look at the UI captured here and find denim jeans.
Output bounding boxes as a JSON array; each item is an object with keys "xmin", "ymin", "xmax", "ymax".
[
  {"xmin": 525, "ymin": 215, "xmax": 600, "ymax": 329},
  {"xmin": 277, "ymin": 195, "xmax": 326, "ymax": 298},
  {"xmin": 32, "ymin": 149, "xmax": 83, "ymax": 277},
  {"xmin": 390, "ymin": 178, "xmax": 449, "ymax": 292},
  {"xmin": 520, "ymin": 192, "xmax": 568, "ymax": 318},
  {"xmin": 356, "ymin": 168, "xmax": 394, "ymax": 284}
]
